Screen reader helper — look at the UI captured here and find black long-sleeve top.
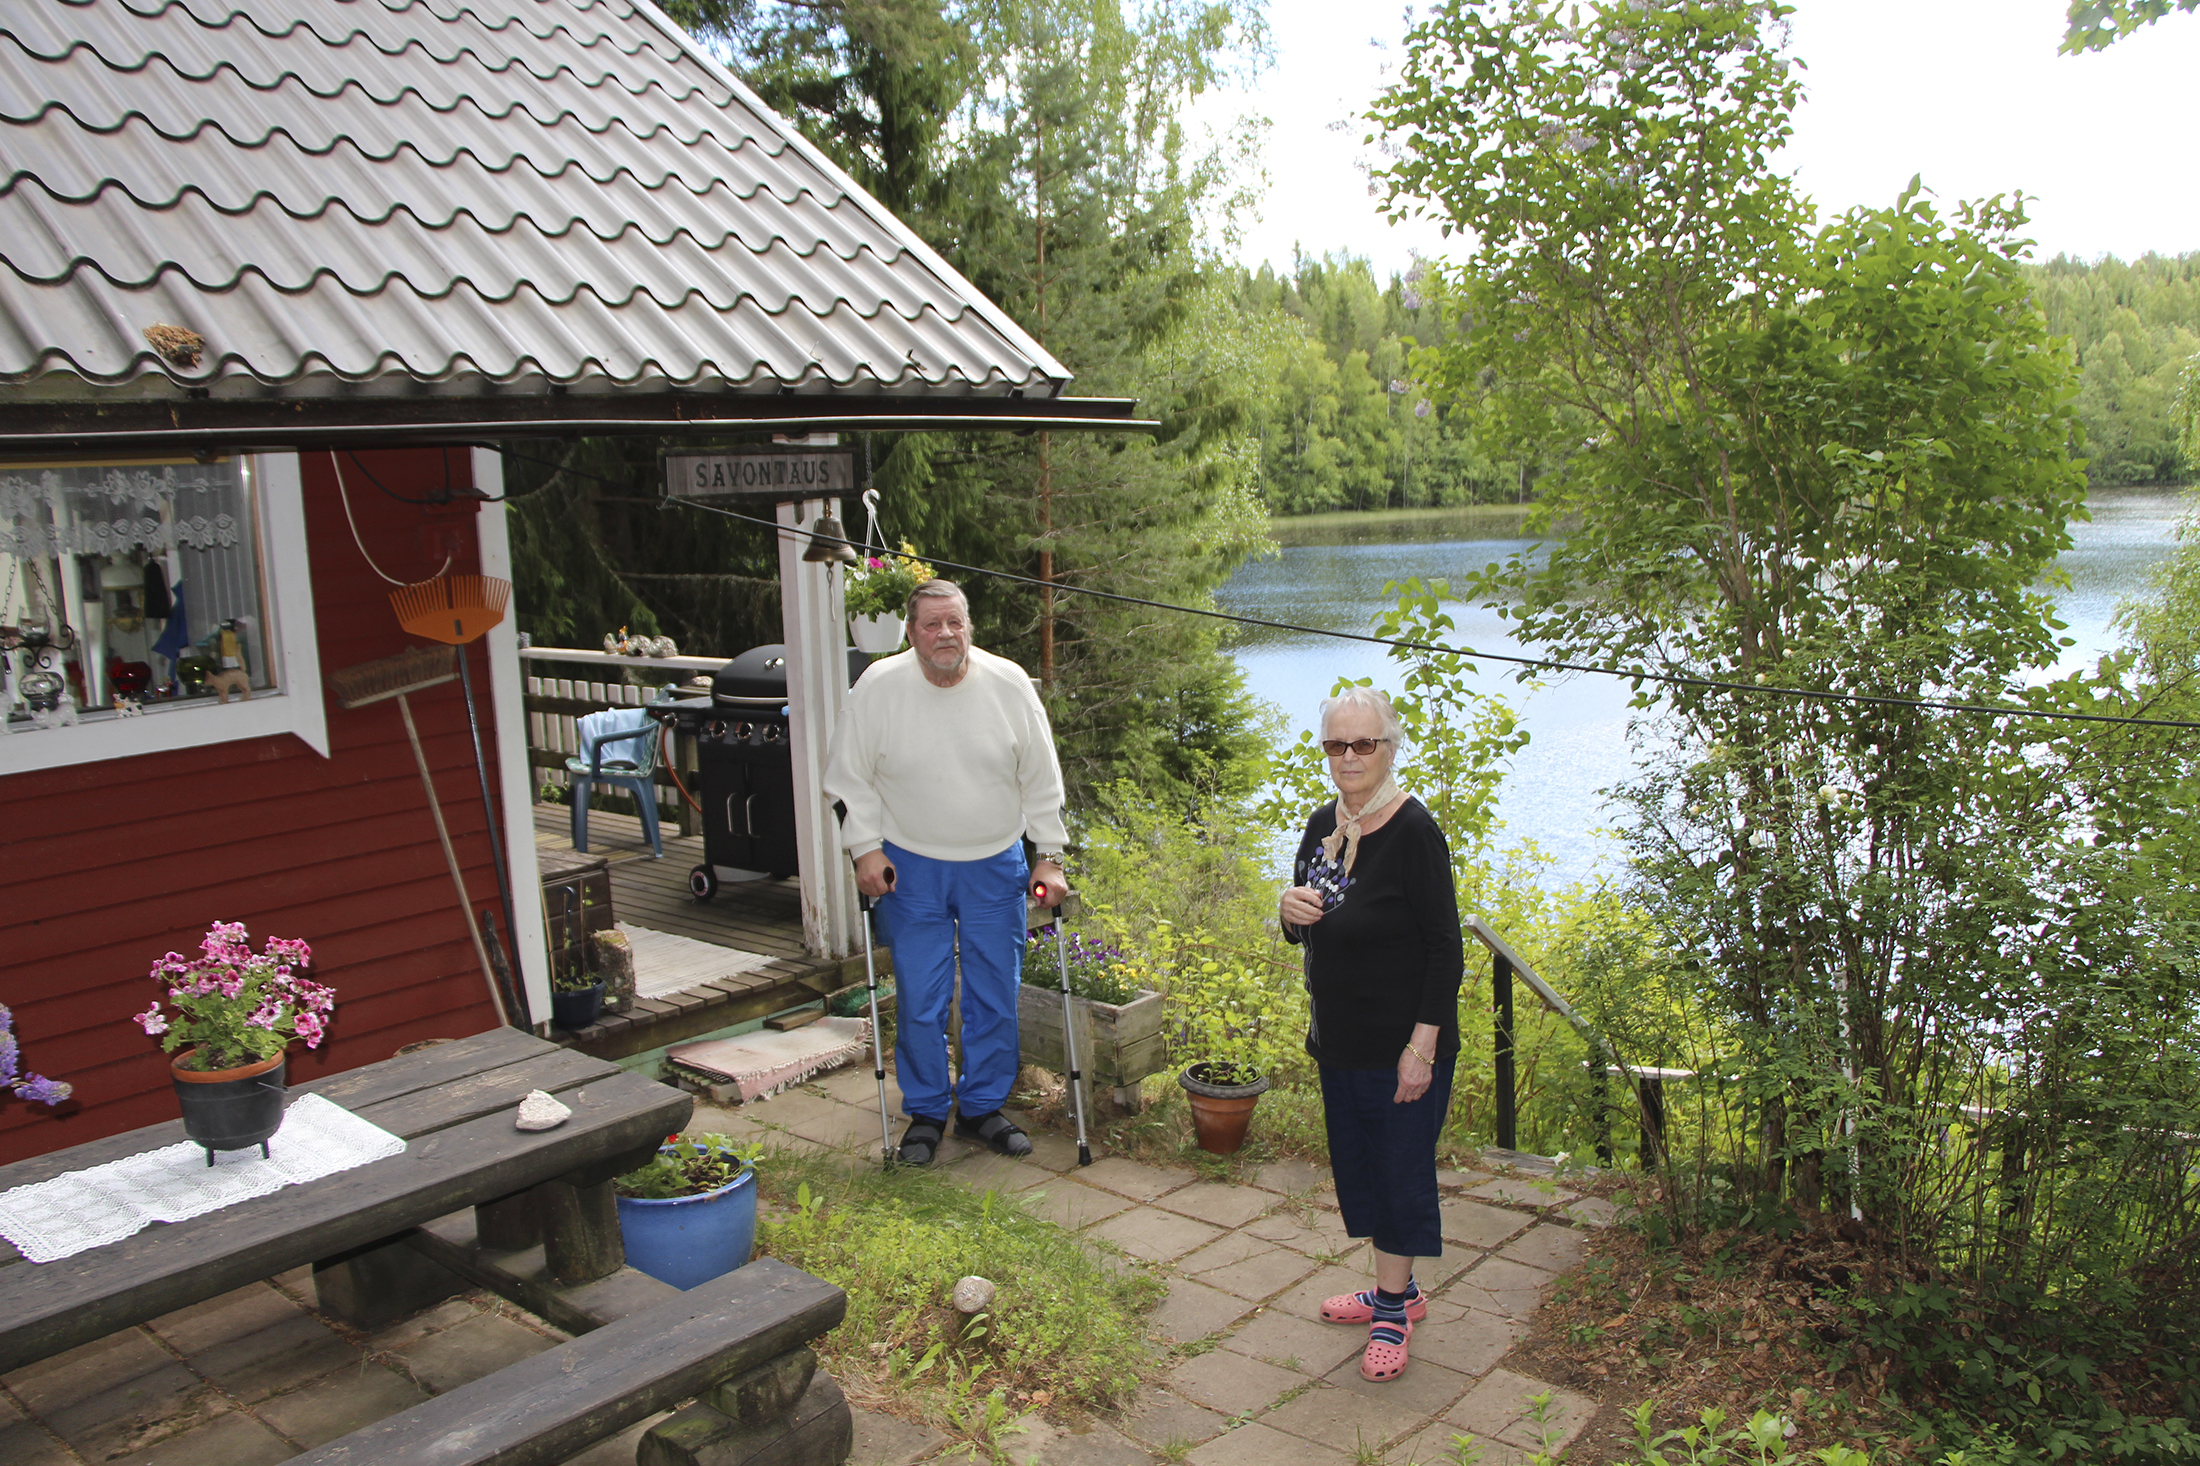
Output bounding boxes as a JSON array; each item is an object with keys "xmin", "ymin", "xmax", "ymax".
[{"xmin": 1285, "ymin": 798, "xmax": 1464, "ymax": 1070}]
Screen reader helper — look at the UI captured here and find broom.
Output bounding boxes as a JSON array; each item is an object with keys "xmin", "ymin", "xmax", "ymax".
[{"xmin": 327, "ymin": 646, "xmax": 515, "ymax": 1029}]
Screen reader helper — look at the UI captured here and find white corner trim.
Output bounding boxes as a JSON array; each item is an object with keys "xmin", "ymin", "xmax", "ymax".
[
  {"xmin": 0, "ymin": 452, "xmax": 328, "ymax": 777},
  {"xmin": 473, "ymin": 447, "xmax": 552, "ymax": 1029}
]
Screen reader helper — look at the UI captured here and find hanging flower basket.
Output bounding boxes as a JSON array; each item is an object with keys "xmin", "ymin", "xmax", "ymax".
[{"xmin": 848, "ymin": 612, "xmax": 906, "ymax": 654}]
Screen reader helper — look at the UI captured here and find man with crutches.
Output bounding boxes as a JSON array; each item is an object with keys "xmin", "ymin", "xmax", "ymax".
[{"xmin": 824, "ymin": 579, "xmax": 1069, "ymax": 1166}]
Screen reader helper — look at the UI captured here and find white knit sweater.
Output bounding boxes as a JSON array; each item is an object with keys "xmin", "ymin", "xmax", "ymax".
[{"xmin": 822, "ymin": 646, "xmax": 1069, "ymax": 863}]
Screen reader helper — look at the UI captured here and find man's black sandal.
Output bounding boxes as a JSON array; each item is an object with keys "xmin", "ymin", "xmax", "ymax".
[
  {"xmin": 899, "ymin": 1116, "xmax": 947, "ymax": 1167},
  {"xmin": 956, "ymin": 1109, "xmax": 1033, "ymax": 1158}
]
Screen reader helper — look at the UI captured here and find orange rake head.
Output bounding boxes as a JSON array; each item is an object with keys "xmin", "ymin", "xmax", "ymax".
[{"xmin": 390, "ymin": 575, "xmax": 511, "ymax": 645}]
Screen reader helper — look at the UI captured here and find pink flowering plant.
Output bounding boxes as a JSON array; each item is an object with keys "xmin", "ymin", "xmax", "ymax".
[{"xmin": 136, "ymin": 921, "xmax": 334, "ymax": 1072}]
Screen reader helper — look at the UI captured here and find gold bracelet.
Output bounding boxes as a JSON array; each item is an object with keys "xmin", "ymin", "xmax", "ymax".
[{"xmin": 1406, "ymin": 1043, "xmax": 1434, "ymax": 1066}]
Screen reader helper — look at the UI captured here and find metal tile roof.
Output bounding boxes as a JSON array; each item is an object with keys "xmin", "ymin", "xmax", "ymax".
[{"xmin": 0, "ymin": 0, "xmax": 1073, "ymax": 404}]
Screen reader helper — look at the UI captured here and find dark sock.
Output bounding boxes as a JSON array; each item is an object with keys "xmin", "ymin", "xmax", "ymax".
[{"xmin": 1370, "ymin": 1285, "xmax": 1411, "ymax": 1346}]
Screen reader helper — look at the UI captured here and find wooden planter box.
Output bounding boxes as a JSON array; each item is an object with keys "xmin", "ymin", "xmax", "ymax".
[{"xmin": 1017, "ymin": 985, "xmax": 1165, "ymax": 1115}]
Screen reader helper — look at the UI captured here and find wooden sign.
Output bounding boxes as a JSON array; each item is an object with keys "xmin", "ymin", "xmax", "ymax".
[{"xmin": 663, "ymin": 449, "xmax": 857, "ymax": 502}]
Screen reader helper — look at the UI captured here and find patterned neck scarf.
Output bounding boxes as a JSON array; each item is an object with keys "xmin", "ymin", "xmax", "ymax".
[{"xmin": 1320, "ymin": 776, "xmax": 1404, "ymax": 876}]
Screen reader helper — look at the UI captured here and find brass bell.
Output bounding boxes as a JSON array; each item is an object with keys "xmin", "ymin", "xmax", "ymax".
[{"xmin": 801, "ymin": 513, "xmax": 860, "ymax": 565}]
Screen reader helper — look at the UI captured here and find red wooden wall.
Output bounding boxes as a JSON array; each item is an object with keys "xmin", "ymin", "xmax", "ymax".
[{"xmin": 0, "ymin": 448, "xmax": 516, "ymax": 1165}]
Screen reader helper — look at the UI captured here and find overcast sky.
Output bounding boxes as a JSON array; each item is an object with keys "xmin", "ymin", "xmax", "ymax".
[{"xmin": 1195, "ymin": 0, "xmax": 2200, "ymax": 281}]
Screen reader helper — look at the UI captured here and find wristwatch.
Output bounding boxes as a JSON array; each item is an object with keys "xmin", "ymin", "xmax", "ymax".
[{"xmin": 1034, "ymin": 851, "xmax": 1067, "ymax": 870}]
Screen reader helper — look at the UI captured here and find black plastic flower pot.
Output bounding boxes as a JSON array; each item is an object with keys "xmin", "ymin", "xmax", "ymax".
[{"xmin": 172, "ymin": 1050, "xmax": 289, "ymax": 1164}]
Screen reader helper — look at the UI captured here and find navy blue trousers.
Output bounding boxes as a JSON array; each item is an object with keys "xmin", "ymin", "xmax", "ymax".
[{"xmin": 1320, "ymin": 1054, "xmax": 1455, "ymax": 1258}]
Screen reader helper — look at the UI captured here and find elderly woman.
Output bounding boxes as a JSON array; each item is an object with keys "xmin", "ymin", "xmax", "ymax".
[{"xmin": 1279, "ymin": 686, "xmax": 1462, "ymax": 1383}]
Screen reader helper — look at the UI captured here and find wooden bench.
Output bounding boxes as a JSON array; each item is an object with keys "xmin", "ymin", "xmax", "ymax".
[{"xmin": 293, "ymin": 1257, "xmax": 850, "ymax": 1466}]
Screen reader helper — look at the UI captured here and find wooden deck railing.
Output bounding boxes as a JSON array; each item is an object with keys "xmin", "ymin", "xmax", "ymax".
[
  {"xmin": 1466, "ymin": 916, "xmax": 1693, "ymax": 1167},
  {"xmin": 520, "ymin": 646, "xmax": 723, "ymax": 836}
]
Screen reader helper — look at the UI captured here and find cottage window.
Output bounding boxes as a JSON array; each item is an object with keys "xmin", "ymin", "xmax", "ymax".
[{"xmin": 1, "ymin": 453, "xmax": 326, "ymax": 774}]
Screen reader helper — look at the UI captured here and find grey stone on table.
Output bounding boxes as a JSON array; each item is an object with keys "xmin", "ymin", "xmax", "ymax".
[
  {"xmin": 1115, "ymin": 1385, "xmax": 1230, "ymax": 1451},
  {"xmin": 848, "ymin": 1405, "xmax": 949, "ymax": 1466},
  {"xmin": 1248, "ymin": 1159, "xmax": 1330, "ymax": 1196},
  {"xmin": 1199, "ymin": 1247, "xmax": 1320, "ymax": 1303},
  {"xmin": 387, "ymin": 1312, "xmax": 557, "ymax": 1393},
  {"xmin": 101, "ymin": 1406, "xmax": 293, "ymax": 1466},
  {"xmin": 1464, "ymin": 1178, "xmax": 1579, "ymax": 1210},
  {"xmin": 1187, "ymin": 1420, "xmax": 1351, "ymax": 1466},
  {"xmin": 1437, "ymin": 1199, "xmax": 1531, "ymax": 1250},
  {"xmin": 253, "ymin": 1361, "xmax": 433, "ymax": 1450},
  {"xmin": 1087, "ymin": 1206, "xmax": 1225, "ymax": 1264},
  {"xmin": 1147, "ymin": 1277, "xmax": 1254, "ymax": 1345},
  {"xmin": 1078, "ymin": 1156, "xmax": 1192, "ymax": 1202},
  {"xmin": 1018, "ymin": 1179, "xmax": 1136, "ymax": 1230},
  {"xmin": 183, "ymin": 1308, "xmax": 360, "ymax": 1403},
  {"xmin": 1563, "ymin": 1196, "xmax": 1620, "ymax": 1228},
  {"xmin": 1221, "ymin": 1308, "xmax": 1364, "ymax": 1378},
  {"xmin": 148, "ymin": 1282, "xmax": 302, "ymax": 1354},
  {"xmin": 945, "ymin": 1152, "xmax": 1054, "ymax": 1194},
  {"xmin": 1169, "ymin": 1349, "xmax": 1304, "ymax": 1416},
  {"xmin": 1156, "ymin": 1181, "xmax": 1275, "ymax": 1230},
  {"xmin": 1259, "ymin": 1380, "xmax": 1426, "ymax": 1454},
  {"xmin": 1496, "ymin": 1222, "xmax": 1587, "ymax": 1275},
  {"xmin": 1318, "ymin": 1347, "xmax": 1473, "ymax": 1418}
]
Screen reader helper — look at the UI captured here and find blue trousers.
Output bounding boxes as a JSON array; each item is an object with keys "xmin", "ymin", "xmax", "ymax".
[
  {"xmin": 1321, "ymin": 1054, "xmax": 1456, "ymax": 1258},
  {"xmin": 875, "ymin": 840, "xmax": 1029, "ymax": 1121}
]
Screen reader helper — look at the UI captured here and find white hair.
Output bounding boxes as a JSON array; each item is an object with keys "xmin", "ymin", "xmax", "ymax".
[{"xmin": 1318, "ymin": 685, "xmax": 1404, "ymax": 747}]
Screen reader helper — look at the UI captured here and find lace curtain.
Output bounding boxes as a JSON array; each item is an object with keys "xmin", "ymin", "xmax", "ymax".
[{"xmin": 0, "ymin": 463, "xmax": 244, "ymax": 559}]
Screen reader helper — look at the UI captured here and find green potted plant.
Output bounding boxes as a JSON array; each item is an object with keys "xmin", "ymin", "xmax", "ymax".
[
  {"xmin": 1154, "ymin": 927, "xmax": 1303, "ymax": 1153},
  {"xmin": 613, "ymin": 1133, "xmax": 760, "ymax": 1289},
  {"xmin": 1018, "ymin": 928, "xmax": 1165, "ymax": 1115},
  {"xmin": 842, "ymin": 543, "xmax": 934, "ymax": 654},
  {"xmin": 134, "ymin": 922, "xmax": 334, "ymax": 1162}
]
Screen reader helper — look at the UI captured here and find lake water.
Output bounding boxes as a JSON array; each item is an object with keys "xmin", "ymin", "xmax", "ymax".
[{"xmin": 1219, "ymin": 488, "xmax": 2193, "ymax": 889}]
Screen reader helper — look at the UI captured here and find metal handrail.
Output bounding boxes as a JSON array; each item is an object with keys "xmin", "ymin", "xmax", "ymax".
[{"xmin": 1465, "ymin": 915, "xmax": 1692, "ymax": 1166}]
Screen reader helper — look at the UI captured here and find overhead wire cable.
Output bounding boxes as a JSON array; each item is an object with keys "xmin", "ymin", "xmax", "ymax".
[{"xmin": 488, "ymin": 445, "xmax": 2200, "ymax": 734}]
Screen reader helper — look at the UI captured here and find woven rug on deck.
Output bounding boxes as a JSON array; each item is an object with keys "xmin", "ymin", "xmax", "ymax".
[
  {"xmin": 668, "ymin": 1017, "xmax": 871, "ymax": 1103},
  {"xmin": 619, "ymin": 922, "xmax": 775, "ymax": 1000}
]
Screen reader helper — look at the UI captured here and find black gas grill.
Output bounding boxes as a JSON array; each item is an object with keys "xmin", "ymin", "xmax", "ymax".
[{"xmin": 656, "ymin": 644, "xmax": 869, "ymax": 900}]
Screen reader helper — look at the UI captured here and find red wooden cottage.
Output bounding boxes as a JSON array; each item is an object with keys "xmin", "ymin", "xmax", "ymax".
[{"xmin": 0, "ymin": 0, "xmax": 1135, "ymax": 1164}]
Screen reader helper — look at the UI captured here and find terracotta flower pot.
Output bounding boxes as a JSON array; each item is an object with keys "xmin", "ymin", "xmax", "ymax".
[
  {"xmin": 172, "ymin": 1049, "xmax": 289, "ymax": 1164},
  {"xmin": 1178, "ymin": 1063, "xmax": 1270, "ymax": 1155}
]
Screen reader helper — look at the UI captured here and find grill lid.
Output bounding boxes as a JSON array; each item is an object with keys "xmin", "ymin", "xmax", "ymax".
[{"xmin": 711, "ymin": 644, "xmax": 871, "ymax": 706}]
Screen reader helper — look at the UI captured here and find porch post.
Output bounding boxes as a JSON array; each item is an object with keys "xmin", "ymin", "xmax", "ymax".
[{"xmin": 776, "ymin": 500, "xmax": 856, "ymax": 960}]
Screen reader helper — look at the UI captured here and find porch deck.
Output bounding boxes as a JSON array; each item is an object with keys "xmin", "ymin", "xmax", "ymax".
[{"xmin": 531, "ymin": 803, "xmax": 879, "ymax": 1060}]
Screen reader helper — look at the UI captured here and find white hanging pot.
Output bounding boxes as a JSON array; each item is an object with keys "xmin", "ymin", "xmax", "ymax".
[{"xmin": 849, "ymin": 613, "xmax": 906, "ymax": 654}]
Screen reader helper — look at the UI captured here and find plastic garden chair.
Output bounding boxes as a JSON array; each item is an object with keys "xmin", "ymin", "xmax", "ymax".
[{"xmin": 567, "ymin": 704, "xmax": 665, "ymax": 857}]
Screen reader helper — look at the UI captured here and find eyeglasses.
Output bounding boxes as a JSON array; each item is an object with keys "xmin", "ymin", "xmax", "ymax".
[{"xmin": 1321, "ymin": 737, "xmax": 1391, "ymax": 757}]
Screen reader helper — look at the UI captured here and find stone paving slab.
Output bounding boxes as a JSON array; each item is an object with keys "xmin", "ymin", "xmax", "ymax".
[
  {"xmin": 1497, "ymin": 1222, "xmax": 1587, "ymax": 1275},
  {"xmin": 186, "ymin": 1307, "xmax": 358, "ymax": 1403},
  {"xmin": 1563, "ymin": 1195, "xmax": 1620, "ymax": 1228},
  {"xmin": 1249, "ymin": 1159, "xmax": 1330, "ymax": 1195},
  {"xmin": 1019, "ymin": 1178, "xmax": 1138, "ymax": 1230},
  {"xmin": 1175, "ymin": 1231, "xmax": 1277, "ymax": 1276},
  {"xmin": 1155, "ymin": 1181, "xmax": 1277, "ymax": 1229},
  {"xmin": 104, "ymin": 1403, "xmax": 292, "ymax": 1466},
  {"xmin": 1399, "ymin": 1311, "xmax": 1529, "ymax": 1379},
  {"xmin": 1198, "ymin": 1246, "xmax": 1320, "ymax": 1303},
  {"xmin": 1169, "ymin": 1349, "xmax": 1304, "ymax": 1415},
  {"xmin": 1116, "ymin": 1385, "xmax": 1230, "ymax": 1450},
  {"xmin": 1148, "ymin": 1277, "xmax": 1256, "ymax": 1345},
  {"xmin": 1437, "ymin": 1199, "xmax": 1533, "ymax": 1250},
  {"xmin": 1257, "ymin": 1380, "xmax": 1428, "ymax": 1454},
  {"xmin": 851, "ymin": 1405, "xmax": 951, "ymax": 1466},
  {"xmin": 1445, "ymin": 1258, "xmax": 1558, "ymax": 1320},
  {"xmin": 1317, "ymin": 1346, "xmax": 1473, "ymax": 1419},
  {"xmin": 388, "ymin": 1312, "xmax": 557, "ymax": 1393},
  {"xmin": 1088, "ymin": 1205, "xmax": 1227, "ymax": 1263},
  {"xmin": 1446, "ymin": 1368, "xmax": 1596, "ymax": 1455},
  {"xmin": 1022, "ymin": 1131, "xmax": 1093, "ymax": 1172},
  {"xmin": 1385, "ymin": 1417, "xmax": 1538, "ymax": 1466},
  {"xmin": 1270, "ymin": 1263, "xmax": 1382, "ymax": 1323},
  {"xmin": 1187, "ymin": 1419, "xmax": 1351, "ymax": 1466},
  {"xmin": 1465, "ymin": 1177, "xmax": 1580, "ymax": 1209},
  {"xmin": 1079, "ymin": 1157, "xmax": 1195, "ymax": 1202},
  {"xmin": 1221, "ymin": 1309, "xmax": 1365, "ymax": 1378},
  {"xmin": 253, "ymin": 1361, "xmax": 432, "ymax": 1449},
  {"xmin": 947, "ymin": 1152, "xmax": 1056, "ymax": 1194},
  {"xmin": 148, "ymin": 1283, "xmax": 305, "ymax": 1355}
]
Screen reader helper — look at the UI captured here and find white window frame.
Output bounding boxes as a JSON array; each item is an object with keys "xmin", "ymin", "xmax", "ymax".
[{"xmin": 0, "ymin": 452, "xmax": 328, "ymax": 776}]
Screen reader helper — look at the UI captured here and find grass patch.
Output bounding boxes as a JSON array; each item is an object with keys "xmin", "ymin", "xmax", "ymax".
[{"xmin": 751, "ymin": 1148, "xmax": 1163, "ymax": 1435}]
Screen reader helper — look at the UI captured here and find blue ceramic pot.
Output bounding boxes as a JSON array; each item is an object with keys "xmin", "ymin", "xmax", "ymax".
[{"xmin": 616, "ymin": 1150, "xmax": 758, "ymax": 1290}]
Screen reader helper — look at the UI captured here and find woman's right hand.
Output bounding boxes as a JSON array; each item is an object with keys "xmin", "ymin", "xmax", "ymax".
[{"xmin": 1279, "ymin": 885, "xmax": 1326, "ymax": 930}]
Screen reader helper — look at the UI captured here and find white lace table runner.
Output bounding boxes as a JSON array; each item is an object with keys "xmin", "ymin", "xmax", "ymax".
[{"xmin": 0, "ymin": 1093, "xmax": 408, "ymax": 1264}]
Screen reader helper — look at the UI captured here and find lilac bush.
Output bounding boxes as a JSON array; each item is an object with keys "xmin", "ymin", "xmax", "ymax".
[
  {"xmin": 0, "ymin": 1003, "xmax": 71, "ymax": 1106},
  {"xmin": 136, "ymin": 921, "xmax": 335, "ymax": 1071}
]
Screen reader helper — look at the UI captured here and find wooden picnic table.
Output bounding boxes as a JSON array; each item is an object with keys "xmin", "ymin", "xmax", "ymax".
[{"xmin": 0, "ymin": 1027, "xmax": 690, "ymax": 1375}]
